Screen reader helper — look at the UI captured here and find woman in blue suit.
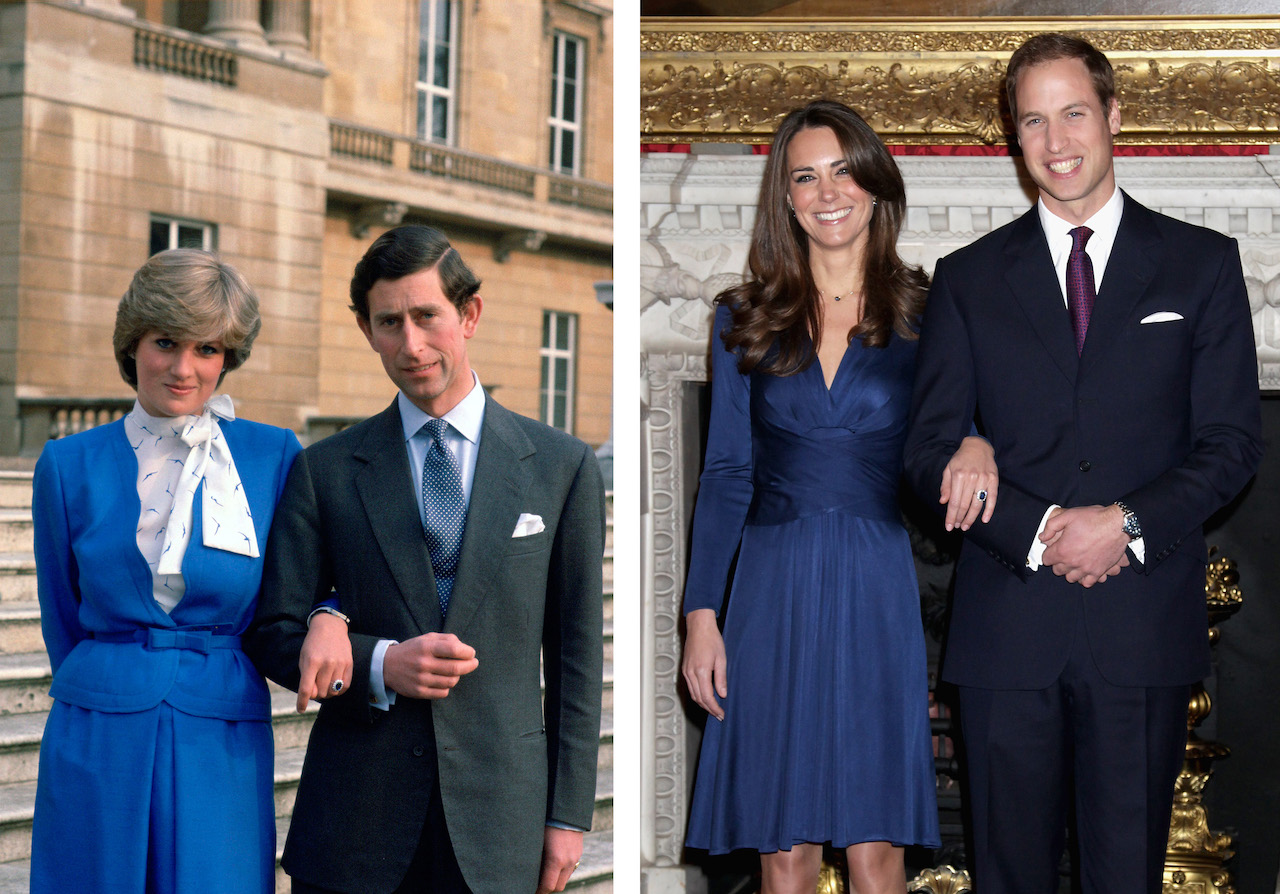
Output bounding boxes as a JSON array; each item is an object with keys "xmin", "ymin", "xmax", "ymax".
[{"xmin": 30, "ymin": 249, "xmax": 352, "ymax": 893}]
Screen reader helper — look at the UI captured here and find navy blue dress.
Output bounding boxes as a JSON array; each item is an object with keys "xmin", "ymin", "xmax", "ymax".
[{"xmin": 683, "ymin": 304, "xmax": 940, "ymax": 854}]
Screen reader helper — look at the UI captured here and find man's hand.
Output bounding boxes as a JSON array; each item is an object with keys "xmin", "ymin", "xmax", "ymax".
[
  {"xmin": 681, "ymin": 609, "xmax": 727, "ymax": 721},
  {"xmin": 296, "ymin": 611, "xmax": 354, "ymax": 713},
  {"xmin": 536, "ymin": 826, "xmax": 583, "ymax": 894},
  {"xmin": 1040, "ymin": 504, "xmax": 1131, "ymax": 587},
  {"xmin": 382, "ymin": 633, "xmax": 479, "ymax": 699}
]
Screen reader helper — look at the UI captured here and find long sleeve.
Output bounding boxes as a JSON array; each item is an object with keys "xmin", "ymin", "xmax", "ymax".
[
  {"xmin": 32, "ymin": 446, "xmax": 85, "ymax": 673},
  {"xmin": 683, "ymin": 304, "xmax": 755, "ymax": 614},
  {"xmin": 542, "ymin": 442, "xmax": 606, "ymax": 828},
  {"xmin": 904, "ymin": 260, "xmax": 1052, "ymax": 578},
  {"xmin": 1111, "ymin": 236, "xmax": 1262, "ymax": 567}
]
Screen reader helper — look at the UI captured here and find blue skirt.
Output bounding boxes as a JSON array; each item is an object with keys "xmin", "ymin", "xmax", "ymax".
[{"xmin": 30, "ymin": 701, "xmax": 275, "ymax": 893}]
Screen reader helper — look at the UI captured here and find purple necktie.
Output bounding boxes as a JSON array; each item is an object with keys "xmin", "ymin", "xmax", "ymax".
[{"xmin": 1067, "ymin": 226, "xmax": 1095, "ymax": 355}]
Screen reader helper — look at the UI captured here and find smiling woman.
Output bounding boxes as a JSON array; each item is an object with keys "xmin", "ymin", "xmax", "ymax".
[
  {"xmin": 678, "ymin": 100, "xmax": 1000, "ymax": 894},
  {"xmin": 132, "ymin": 334, "xmax": 226, "ymax": 417},
  {"xmin": 28, "ymin": 248, "xmax": 353, "ymax": 894}
]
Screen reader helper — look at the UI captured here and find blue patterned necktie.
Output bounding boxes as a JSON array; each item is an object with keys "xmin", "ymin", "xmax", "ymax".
[
  {"xmin": 1067, "ymin": 226, "xmax": 1096, "ymax": 355},
  {"xmin": 420, "ymin": 418, "xmax": 466, "ymax": 616}
]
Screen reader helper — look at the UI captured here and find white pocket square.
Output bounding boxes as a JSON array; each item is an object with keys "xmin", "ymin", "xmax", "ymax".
[
  {"xmin": 512, "ymin": 513, "xmax": 545, "ymax": 537},
  {"xmin": 1140, "ymin": 311, "xmax": 1184, "ymax": 324}
]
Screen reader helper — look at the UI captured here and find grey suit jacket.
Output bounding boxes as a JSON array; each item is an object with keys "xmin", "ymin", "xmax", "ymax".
[{"xmin": 247, "ymin": 394, "xmax": 604, "ymax": 894}]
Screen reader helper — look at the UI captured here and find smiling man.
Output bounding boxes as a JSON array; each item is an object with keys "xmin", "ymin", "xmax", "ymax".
[
  {"xmin": 904, "ymin": 33, "xmax": 1262, "ymax": 894},
  {"xmin": 248, "ymin": 225, "xmax": 605, "ymax": 894}
]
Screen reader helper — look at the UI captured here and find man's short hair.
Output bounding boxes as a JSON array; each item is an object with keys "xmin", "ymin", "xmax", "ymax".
[
  {"xmin": 1006, "ymin": 32, "xmax": 1115, "ymax": 124},
  {"xmin": 349, "ymin": 225, "xmax": 482, "ymax": 319}
]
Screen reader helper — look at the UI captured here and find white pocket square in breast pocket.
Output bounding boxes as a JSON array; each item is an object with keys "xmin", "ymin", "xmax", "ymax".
[
  {"xmin": 1140, "ymin": 311, "xmax": 1184, "ymax": 324},
  {"xmin": 512, "ymin": 513, "xmax": 545, "ymax": 537}
]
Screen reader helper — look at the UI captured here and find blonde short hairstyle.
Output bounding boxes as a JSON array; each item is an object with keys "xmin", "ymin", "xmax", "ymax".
[{"xmin": 113, "ymin": 249, "xmax": 262, "ymax": 388}]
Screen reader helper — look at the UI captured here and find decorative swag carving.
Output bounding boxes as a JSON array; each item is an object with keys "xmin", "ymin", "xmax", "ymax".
[{"xmin": 640, "ymin": 18, "xmax": 1280, "ymax": 145}]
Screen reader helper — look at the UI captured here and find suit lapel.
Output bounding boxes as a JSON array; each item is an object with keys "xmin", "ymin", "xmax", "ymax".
[
  {"xmin": 1002, "ymin": 207, "xmax": 1080, "ymax": 386},
  {"xmin": 443, "ymin": 396, "xmax": 534, "ymax": 638},
  {"xmin": 1079, "ymin": 192, "xmax": 1160, "ymax": 373},
  {"xmin": 354, "ymin": 401, "xmax": 442, "ymax": 634}
]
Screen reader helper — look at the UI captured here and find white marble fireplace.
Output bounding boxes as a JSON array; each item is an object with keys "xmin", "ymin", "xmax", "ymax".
[{"xmin": 638, "ymin": 150, "xmax": 1280, "ymax": 892}]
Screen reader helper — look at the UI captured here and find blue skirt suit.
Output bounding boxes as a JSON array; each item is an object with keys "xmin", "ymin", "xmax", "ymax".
[
  {"xmin": 30, "ymin": 416, "xmax": 301, "ymax": 893},
  {"xmin": 683, "ymin": 305, "xmax": 940, "ymax": 854}
]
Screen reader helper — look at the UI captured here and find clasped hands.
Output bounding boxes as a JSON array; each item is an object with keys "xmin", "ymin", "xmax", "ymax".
[{"xmin": 1039, "ymin": 504, "xmax": 1131, "ymax": 588}]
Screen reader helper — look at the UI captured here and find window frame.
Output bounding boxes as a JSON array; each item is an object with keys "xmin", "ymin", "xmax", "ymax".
[
  {"xmin": 547, "ymin": 29, "xmax": 585, "ymax": 176},
  {"xmin": 416, "ymin": 0, "xmax": 459, "ymax": 145},
  {"xmin": 539, "ymin": 309, "xmax": 578, "ymax": 434},
  {"xmin": 149, "ymin": 216, "xmax": 216, "ymax": 255}
]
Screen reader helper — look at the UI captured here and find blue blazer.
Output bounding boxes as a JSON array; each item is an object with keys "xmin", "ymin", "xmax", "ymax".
[{"xmin": 34, "ymin": 415, "xmax": 301, "ymax": 721}]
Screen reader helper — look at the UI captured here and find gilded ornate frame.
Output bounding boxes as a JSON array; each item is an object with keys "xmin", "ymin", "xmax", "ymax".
[{"xmin": 640, "ymin": 17, "xmax": 1280, "ymax": 145}]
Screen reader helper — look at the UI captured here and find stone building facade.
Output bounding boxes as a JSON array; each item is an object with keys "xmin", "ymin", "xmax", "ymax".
[{"xmin": 0, "ymin": 0, "xmax": 613, "ymax": 455}]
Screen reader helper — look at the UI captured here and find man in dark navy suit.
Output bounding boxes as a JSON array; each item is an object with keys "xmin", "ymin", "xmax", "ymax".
[{"xmin": 905, "ymin": 33, "xmax": 1262, "ymax": 894}]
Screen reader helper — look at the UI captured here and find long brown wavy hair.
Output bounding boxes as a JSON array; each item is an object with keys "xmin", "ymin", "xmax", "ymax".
[{"xmin": 719, "ymin": 100, "xmax": 928, "ymax": 376}]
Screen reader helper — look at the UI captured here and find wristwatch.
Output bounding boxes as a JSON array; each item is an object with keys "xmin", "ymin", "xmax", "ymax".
[{"xmin": 1116, "ymin": 501, "xmax": 1142, "ymax": 541}]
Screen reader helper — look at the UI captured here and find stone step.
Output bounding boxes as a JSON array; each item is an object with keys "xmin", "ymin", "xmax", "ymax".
[
  {"xmin": 0, "ymin": 476, "xmax": 32, "ymax": 511},
  {"xmin": 0, "ymin": 605, "xmax": 42, "ymax": 656},
  {"xmin": 0, "ymin": 654, "xmax": 51, "ymax": 717},
  {"xmin": 0, "ymin": 858, "xmax": 25, "ymax": 894},
  {"xmin": 566, "ymin": 827, "xmax": 613, "ymax": 892},
  {"xmin": 602, "ymin": 660, "xmax": 613, "ymax": 714},
  {"xmin": 0, "ymin": 779, "xmax": 36, "ymax": 863},
  {"xmin": 0, "ymin": 516, "xmax": 31, "ymax": 555},
  {"xmin": 0, "ymin": 714, "xmax": 46, "ymax": 786},
  {"xmin": 0, "ymin": 556, "xmax": 36, "ymax": 604},
  {"xmin": 592, "ymin": 765, "xmax": 613, "ymax": 832}
]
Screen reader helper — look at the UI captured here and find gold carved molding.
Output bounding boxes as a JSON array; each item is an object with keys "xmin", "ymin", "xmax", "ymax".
[{"xmin": 640, "ymin": 17, "xmax": 1280, "ymax": 145}]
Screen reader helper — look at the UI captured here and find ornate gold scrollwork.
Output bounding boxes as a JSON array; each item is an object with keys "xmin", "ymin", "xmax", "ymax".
[
  {"xmin": 641, "ymin": 18, "xmax": 1280, "ymax": 145},
  {"xmin": 908, "ymin": 864, "xmax": 973, "ymax": 894}
]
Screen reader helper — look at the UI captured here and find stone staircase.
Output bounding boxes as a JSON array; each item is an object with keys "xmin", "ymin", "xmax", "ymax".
[{"xmin": 0, "ymin": 468, "xmax": 614, "ymax": 893}]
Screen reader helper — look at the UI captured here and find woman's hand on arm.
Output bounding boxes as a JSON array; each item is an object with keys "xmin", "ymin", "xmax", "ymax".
[
  {"xmin": 682, "ymin": 608, "xmax": 727, "ymax": 721},
  {"xmin": 296, "ymin": 611, "xmax": 354, "ymax": 713},
  {"xmin": 939, "ymin": 436, "xmax": 999, "ymax": 531}
]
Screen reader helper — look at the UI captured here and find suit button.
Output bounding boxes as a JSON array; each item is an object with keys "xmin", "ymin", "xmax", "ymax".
[
  {"xmin": 1079, "ymin": 460, "xmax": 1091, "ymax": 472},
  {"xmin": 412, "ymin": 744, "xmax": 424, "ymax": 757}
]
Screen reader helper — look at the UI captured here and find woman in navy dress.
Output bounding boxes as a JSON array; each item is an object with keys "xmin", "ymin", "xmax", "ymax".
[
  {"xmin": 681, "ymin": 102, "xmax": 999, "ymax": 893},
  {"xmin": 30, "ymin": 249, "xmax": 354, "ymax": 893}
]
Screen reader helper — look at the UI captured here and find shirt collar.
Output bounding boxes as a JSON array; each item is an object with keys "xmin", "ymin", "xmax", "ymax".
[
  {"xmin": 1039, "ymin": 186, "xmax": 1124, "ymax": 267},
  {"xmin": 397, "ymin": 370, "xmax": 485, "ymax": 446}
]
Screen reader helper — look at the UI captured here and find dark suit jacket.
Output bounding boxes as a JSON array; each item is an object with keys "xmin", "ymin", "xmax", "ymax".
[
  {"xmin": 904, "ymin": 193, "xmax": 1262, "ymax": 690},
  {"xmin": 247, "ymin": 395, "xmax": 604, "ymax": 894}
]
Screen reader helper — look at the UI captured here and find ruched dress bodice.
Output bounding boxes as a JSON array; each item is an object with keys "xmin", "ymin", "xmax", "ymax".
[{"xmin": 684, "ymin": 304, "xmax": 939, "ymax": 854}]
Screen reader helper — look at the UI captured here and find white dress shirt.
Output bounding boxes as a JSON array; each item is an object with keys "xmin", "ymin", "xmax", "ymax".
[
  {"xmin": 1026, "ymin": 187, "xmax": 1145, "ymax": 569},
  {"xmin": 369, "ymin": 373, "xmax": 486, "ymax": 709}
]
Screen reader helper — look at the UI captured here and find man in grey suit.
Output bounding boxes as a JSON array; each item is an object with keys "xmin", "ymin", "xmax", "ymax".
[{"xmin": 248, "ymin": 225, "xmax": 604, "ymax": 894}]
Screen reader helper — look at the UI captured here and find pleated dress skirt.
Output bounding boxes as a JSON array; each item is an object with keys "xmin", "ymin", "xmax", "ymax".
[{"xmin": 684, "ymin": 508, "xmax": 941, "ymax": 854}]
